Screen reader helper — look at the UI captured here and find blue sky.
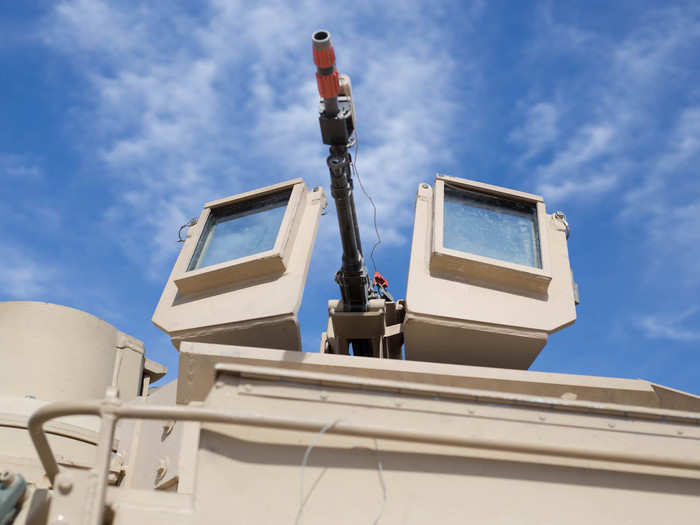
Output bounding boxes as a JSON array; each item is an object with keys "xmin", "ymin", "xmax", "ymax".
[{"xmin": 2, "ymin": 1, "xmax": 699, "ymax": 395}]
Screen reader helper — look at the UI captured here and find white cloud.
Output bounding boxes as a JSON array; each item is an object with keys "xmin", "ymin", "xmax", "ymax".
[
  {"xmin": 509, "ymin": 102, "xmax": 559, "ymax": 162},
  {"xmin": 640, "ymin": 307, "xmax": 700, "ymax": 342},
  {"xmin": 537, "ymin": 172, "xmax": 618, "ymax": 203},
  {"xmin": 533, "ymin": 124, "xmax": 617, "ymax": 201},
  {"xmin": 621, "ymin": 105, "xmax": 700, "ymax": 284},
  {"xmin": 511, "ymin": 6, "xmax": 700, "ymax": 206},
  {"xmin": 0, "ymin": 244, "xmax": 56, "ymax": 299},
  {"xmin": 43, "ymin": 0, "xmax": 474, "ymax": 280},
  {"xmin": 0, "ymin": 153, "xmax": 42, "ymax": 179},
  {"xmin": 507, "ymin": 6, "xmax": 700, "ymax": 294}
]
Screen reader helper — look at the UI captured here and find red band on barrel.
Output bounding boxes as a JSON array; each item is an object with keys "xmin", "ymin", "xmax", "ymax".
[
  {"xmin": 316, "ymin": 70, "xmax": 339, "ymax": 98},
  {"xmin": 313, "ymin": 46, "xmax": 336, "ymax": 69}
]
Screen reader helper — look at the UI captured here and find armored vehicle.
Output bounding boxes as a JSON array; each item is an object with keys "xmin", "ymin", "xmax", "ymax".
[{"xmin": 1, "ymin": 31, "xmax": 699, "ymax": 524}]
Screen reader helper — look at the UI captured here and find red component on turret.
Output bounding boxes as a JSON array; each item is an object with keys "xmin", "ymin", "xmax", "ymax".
[
  {"xmin": 313, "ymin": 46, "xmax": 336, "ymax": 69},
  {"xmin": 312, "ymin": 30, "xmax": 340, "ymax": 101},
  {"xmin": 316, "ymin": 70, "xmax": 339, "ymax": 98},
  {"xmin": 374, "ymin": 272, "xmax": 389, "ymax": 289}
]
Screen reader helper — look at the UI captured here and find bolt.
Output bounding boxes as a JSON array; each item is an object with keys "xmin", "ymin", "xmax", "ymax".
[
  {"xmin": 608, "ymin": 422, "xmax": 616, "ymax": 429},
  {"xmin": 320, "ymin": 391, "xmax": 328, "ymax": 400},
  {"xmin": 394, "ymin": 400, "xmax": 403, "ymax": 407},
  {"xmin": 243, "ymin": 384, "xmax": 252, "ymax": 393},
  {"xmin": 538, "ymin": 416, "xmax": 546, "ymax": 422},
  {"xmin": 421, "ymin": 183, "xmax": 430, "ymax": 189},
  {"xmin": 0, "ymin": 471, "xmax": 15, "ymax": 487},
  {"xmin": 56, "ymin": 474, "xmax": 73, "ymax": 494},
  {"xmin": 107, "ymin": 472, "xmax": 119, "ymax": 484},
  {"xmin": 677, "ymin": 430, "xmax": 684, "ymax": 436},
  {"xmin": 215, "ymin": 380, "xmax": 224, "ymax": 389}
]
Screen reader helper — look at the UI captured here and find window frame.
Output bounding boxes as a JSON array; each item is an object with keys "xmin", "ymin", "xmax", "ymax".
[
  {"xmin": 431, "ymin": 175, "xmax": 553, "ymax": 295},
  {"xmin": 173, "ymin": 179, "xmax": 305, "ymax": 295}
]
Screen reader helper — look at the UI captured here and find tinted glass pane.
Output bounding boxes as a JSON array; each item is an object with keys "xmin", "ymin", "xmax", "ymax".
[
  {"xmin": 443, "ymin": 185, "xmax": 541, "ymax": 268},
  {"xmin": 188, "ymin": 189, "xmax": 291, "ymax": 271}
]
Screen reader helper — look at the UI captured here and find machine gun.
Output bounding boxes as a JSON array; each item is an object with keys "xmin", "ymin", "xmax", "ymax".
[
  {"xmin": 312, "ymin": 30, "xmax": 370, "ymax": 312},
  {"xmin": 313, "ymin": 30, "xmax": 379, "ymax": 357}
]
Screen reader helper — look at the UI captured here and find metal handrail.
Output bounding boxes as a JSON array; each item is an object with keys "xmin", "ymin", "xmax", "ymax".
[{"xmin": 28, "ymin": 394, "xmax": 700, "ymax": 525}]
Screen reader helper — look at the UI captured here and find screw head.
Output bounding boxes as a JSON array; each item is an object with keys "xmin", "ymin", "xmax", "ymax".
[
  {"xmin": 56, "ymin": 473, "xmax": 73, "ymax": 494},
  {"xmin": 0, "ymin": 471, "xmax": 15, "ymax": 487}
]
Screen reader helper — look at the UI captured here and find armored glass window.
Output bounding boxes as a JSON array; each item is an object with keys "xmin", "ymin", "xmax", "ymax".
[
  {"xmin": 188, "ymin": 189, "xmax": 292, "ymax": 271},
  {"xmin": 443, "ymin": 185, "xmax": 542, "ymax": 268}
]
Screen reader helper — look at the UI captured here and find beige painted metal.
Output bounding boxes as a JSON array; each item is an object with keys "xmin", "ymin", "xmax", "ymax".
[
  {"xmin": 120, "ymin": 380, "xmax": 182, "ymax": 491},
  {"xmin": 25, "ymin": 367, "xmax": 700, "ymax": 524},
  {"xmin": 0, "ymin": 302, "xmax": 145, "ymax": 401},
  {"xmin": 13, "ymin": 340, "xmax": 700, "ymax": 525},
  {"xmin": 404, "ymin": 175, "xmax": 577, "ymax": 368},
  {"xmin": 0, "ymin": 396, "xmax": 107, "ymax": 488},
  {"xmin": 0, "ymin": 301, "xmax": 149, "ymax": 489},
  {"xmin": 191, "ymin": 369, "xmax": 700, "ymax": 524},
  {"xmin": 175, "ymin": 342, "xmax": 700, "ymax": 410},
  {"xmin": 152, "ymin": 179, "xmax": 326, "ymax": 351}
]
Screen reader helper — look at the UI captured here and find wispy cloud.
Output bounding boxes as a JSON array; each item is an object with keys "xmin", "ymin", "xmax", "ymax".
[
  {"xmin": 622, "ymin": 106, "xmax": 700, "ymax": 284},
  {"xmin": 42, "ymin": 0, "xmax": 475, "ymax": 279},
  {"xmin": 639, "ymin": 307, "xmax": 700, "ymax": 342},
  {"xmin": 0, "ymin": 153, "xmax": 42, "ymax": 179},
  {"xmin": 508, "ymin": 6, "xmax": 700, "ymax": 292},
  {"xmin": 509, "ymin": 102, "xmax": 560, "ymax": 162},
  {"xmin": 0, "ymin": 244, "xmax": 56, "ymax": 299},
  {"xmin": 511, "ymin": 6, "xmax": 700, "ymax": 204}
]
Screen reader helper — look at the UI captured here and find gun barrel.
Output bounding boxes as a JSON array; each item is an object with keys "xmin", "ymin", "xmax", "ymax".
[{"xmin": 312, "ymin": 30, "xmax": 339, "ymax": 116}]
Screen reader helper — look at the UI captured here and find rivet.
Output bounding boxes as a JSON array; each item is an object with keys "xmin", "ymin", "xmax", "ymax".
[
  {"xmin": 677, "ymin": 430, "xmax": 684, "ymax": 436},
  {"xmin": 608, "ymin": 422, "xmax": 616, "ymax": 429},
  {"xmin": 0, "ymin": 471, "xmax": 14, "ymax": 488},
  {"xmin": 243, "ymin": 384, "xmax": 253, "ymax": 393},
  {"xmin": 56, "ymin": 474, "xmax": 73, "ymax": 494},
  {"xmin": 320, "ymin": 391, "xmax": 328, "ymax": 400},
  {"xmin": 394, "ymin": 400, "xmax": 403, "ymax": 407},
  {"xmin": 538, "ymin": 416, "xmax": 546, "ymax": 422},
  {"xmin": 421, "ymin": 183, "xmax": 430, "ymax": 189}
]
